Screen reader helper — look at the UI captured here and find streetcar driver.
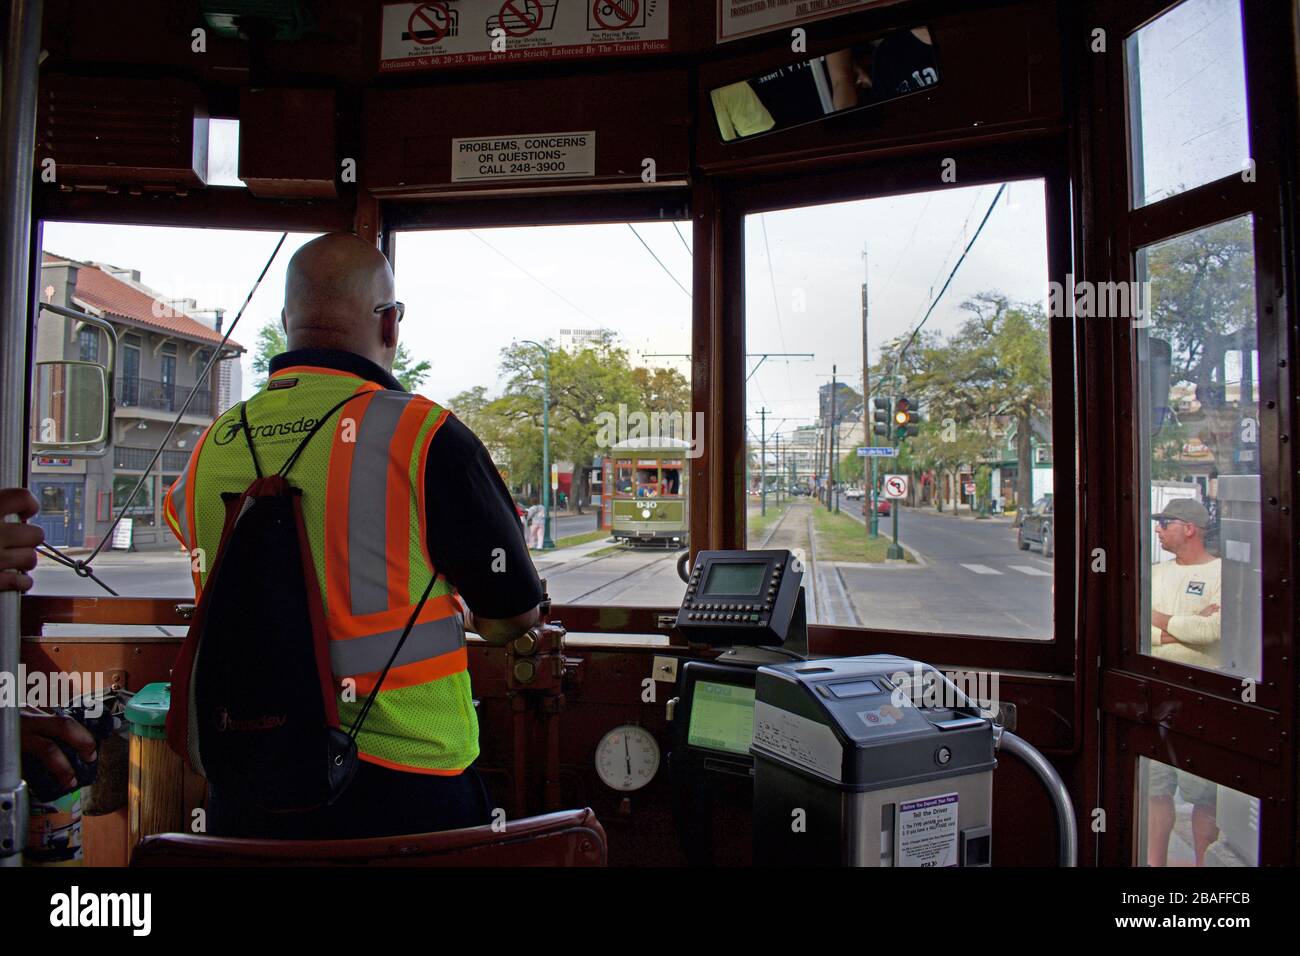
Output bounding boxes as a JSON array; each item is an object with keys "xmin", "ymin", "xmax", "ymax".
[{"xmin": 163, "ymin": 233, "xmax": 543, "ymax": 839}]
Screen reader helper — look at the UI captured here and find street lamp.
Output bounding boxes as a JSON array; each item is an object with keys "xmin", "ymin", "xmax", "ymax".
[{"xmin": 519, "ymin": 339, "xmax": 556, "ymax": 550}]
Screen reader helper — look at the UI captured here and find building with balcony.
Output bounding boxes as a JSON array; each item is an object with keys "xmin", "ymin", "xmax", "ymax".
[{"xmin": 31, "ymin": 253, "xmax": 244, "ymax": 550}]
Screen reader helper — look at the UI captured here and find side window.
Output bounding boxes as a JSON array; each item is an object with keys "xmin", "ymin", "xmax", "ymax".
[
  {"xmin": 120, "ymin": 333, "xmax": 141, "ymax": 406},
  {"xmin": 1129, "ymin": 0, "xmax": 1259, "ymax": 680},
  {"xmin": 78, "ymin": 326, "xmax": 100, "ymax": 363}
]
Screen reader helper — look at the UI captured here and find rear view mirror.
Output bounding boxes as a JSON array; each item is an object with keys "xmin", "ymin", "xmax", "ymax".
[
  {"xmin": 31, "ymin": 362, "xmax": 111, "ymax": 454},
  {"xmin": 30, "ymin": 303, "xmax": 116, "ymax": 458},
  {"xmin": 710, "ymin": 25, "xmax": 940, "ymax": 143}
]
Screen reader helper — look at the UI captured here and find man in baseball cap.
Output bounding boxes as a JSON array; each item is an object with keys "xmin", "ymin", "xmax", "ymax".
[{"xmin": 1146, "ymin": 495, "xmax": 1221, "ymax": 866}]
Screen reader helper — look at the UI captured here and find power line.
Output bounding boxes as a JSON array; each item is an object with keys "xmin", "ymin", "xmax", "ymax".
[
  {"xmin": 672, "ymin": 220, "xmax": 692, "ymax": 256},
  {"xmin": 760, "ymin": 214, "xmax": 796, "ymax": 397},
  {"xmin": 469, "ymin": 229, "xmax": 601, "ymax": 324},
  {"xmin": 894, "ymin": 183, "xmax": 1007, "ymax": 373},
  {"xmin": 627, "ymin": 223, "xmax": 690, "ymax": 298}
]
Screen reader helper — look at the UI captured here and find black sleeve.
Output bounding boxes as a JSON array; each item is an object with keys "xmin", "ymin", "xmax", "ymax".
[{"xmin": 424, "ymin": 414, "xmax": 544, "ymax": 619}]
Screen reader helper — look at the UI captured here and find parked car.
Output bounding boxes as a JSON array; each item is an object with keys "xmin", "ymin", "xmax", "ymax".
[
  {"xmin": 844, "ymin": 486, "xmax": 865, "ymax": 500},
  {"xmin": 1018, "ymin": 495, "xmax": 1054, "ymax": 556},
  {"xmin": 864, "ymin": 498, "xmax": 891, "ymax": 517}
]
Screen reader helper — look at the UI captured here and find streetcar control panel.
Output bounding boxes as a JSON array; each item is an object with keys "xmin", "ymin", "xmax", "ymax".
[{"xmin": 675, "ymin": 550, "xmax": 804, "ymax": 647}]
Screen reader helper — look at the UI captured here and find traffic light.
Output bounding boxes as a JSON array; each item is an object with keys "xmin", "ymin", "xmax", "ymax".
[
  {"xmin": 895, "ymin": 397, "xmax": 921, "ymax": 440},
  {"xmin": 872, "ymin": 396, "xmax": 891, "ymax": 438}
]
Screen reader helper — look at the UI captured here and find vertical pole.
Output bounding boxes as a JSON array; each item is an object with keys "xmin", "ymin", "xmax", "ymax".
[
  {"xmin": 861, "ymin": 246, "xmax": 871, "ymax": 538},
  {"xmin": 870, "ymin": 457, "xmax": 878, "ymax": 537},
  {"xmin": 0, "ymin": 0, "xmax": 43, "ymax": 867},
  {"xmin": 827, "ymin": 366, "xmax": 837, "ymax": 511},
  {"xmin": 759, "ymin": 407, "xmax": 767, "ymax": 517},
  {"xmin": 541, "ymin": 346, "xmax": 555, "ymax": 549},
  {"xmin": 775, "ymin": 433, "xmax": 781, "ymax": 505}
]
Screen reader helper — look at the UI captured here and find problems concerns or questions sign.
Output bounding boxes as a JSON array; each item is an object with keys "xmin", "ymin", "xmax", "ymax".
[
  {"xmin": 451, "ymin": 131, "xmax": 596, "ymax": 183},
  {"xmin": 380, "ymin": 1, "xmax": 670, "ymax": 73}
]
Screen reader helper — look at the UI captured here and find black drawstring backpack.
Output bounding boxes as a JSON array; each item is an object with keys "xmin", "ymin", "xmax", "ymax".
[{"xmin": 167, "ymin": 393, "xmax": 437, "ymax": 813}]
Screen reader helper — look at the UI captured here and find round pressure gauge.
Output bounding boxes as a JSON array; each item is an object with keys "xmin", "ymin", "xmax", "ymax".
[{"xmin": 594, "ymin": 724, "xmax": 660, "ymax": 792}]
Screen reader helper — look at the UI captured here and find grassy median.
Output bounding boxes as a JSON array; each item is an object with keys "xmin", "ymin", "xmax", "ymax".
[
  {"xmin": 746, "ymin": 501, "xmax": 789, "ymax": 544},
  {"xmin": 812, "ymin": 506, "xmax": 915, "ymax": 563}
]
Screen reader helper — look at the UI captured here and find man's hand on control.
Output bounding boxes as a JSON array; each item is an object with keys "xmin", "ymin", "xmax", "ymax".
[
  {"xmin": 0, "ymin": 487, "xmax": 43, "ymax": 593},
  {"xmin": 20, "ymin": 708, "xmax": 97, "ymax": 790}
]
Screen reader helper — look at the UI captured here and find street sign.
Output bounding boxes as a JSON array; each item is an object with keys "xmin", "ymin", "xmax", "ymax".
[
  {"xmin": 963, "ymin": 481, "xmax": 976, "ymax": 496},
  {"xmin": 856, "ymin": 446, "xmax": 898, "ymax": 458},
  {"xmin": 883, "ymin": 474, "xmax": 909, "ymax": 499},
  {"xmin": 551, "ymin": 463, "xmax": 560, "ymax": 491}
]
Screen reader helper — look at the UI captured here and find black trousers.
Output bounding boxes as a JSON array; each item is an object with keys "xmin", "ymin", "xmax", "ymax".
[{"xmin": 207, "ymin": 760, "xmax": 494, "ymax": 840}]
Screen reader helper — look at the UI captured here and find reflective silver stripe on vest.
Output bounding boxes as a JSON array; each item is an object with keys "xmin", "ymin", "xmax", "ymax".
[
  {"xmin": 330, "ymin": 613, "xmax": 465, "ymax": 679},
  {"xmin": 348, "ymin": 391, "xmax": 415, "ymax": 616},
  {"xmin": 168, "ymin": 469, "xmax": 190, "ymax": 546}
]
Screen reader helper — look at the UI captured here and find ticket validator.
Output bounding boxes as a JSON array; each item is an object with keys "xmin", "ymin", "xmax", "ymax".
[{"xmin": 668, "ymin": 550, "xmax": 1077, "ymax": 867}]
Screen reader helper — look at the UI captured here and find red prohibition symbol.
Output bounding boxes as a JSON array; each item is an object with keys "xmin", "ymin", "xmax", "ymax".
[
  {"xmin": 407, "ymin": 2, "xmax": 451, "ymax": 45},
  {"xmin": 593, "ymin": 0, "xmax": 639, "ymax": 31},
  {"xmin": 498, "ymin": 0, "xmax": 545, "ymax": 37}
]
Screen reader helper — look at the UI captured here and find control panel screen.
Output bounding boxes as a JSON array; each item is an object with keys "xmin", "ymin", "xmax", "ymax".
[
  {"xmin": 701, "ymin": 562, "xmax": 766, "ymax": 596},
  {"xmin": 687, "ymin": 680, "xmax": 756, "ymax": 755}
]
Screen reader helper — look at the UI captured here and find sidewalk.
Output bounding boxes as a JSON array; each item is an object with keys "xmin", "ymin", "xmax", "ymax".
[{"xmin": 529, "ymin": 533, "xmax": 616, "ymax": 569}]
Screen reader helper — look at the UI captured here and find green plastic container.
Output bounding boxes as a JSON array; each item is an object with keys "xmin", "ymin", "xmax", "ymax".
[{"xmin": 126, "ymin": 682, "xmax": 171, "ymax": 740}]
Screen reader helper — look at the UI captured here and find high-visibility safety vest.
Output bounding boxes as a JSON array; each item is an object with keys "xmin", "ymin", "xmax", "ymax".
[{"xmin": 163, "ymin": 365, "xmax": 478, "ymax": 775}]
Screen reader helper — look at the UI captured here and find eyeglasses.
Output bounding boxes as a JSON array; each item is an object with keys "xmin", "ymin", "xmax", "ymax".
[
  {"xmin": 374, "ymin": 301, "xmax": 405, "ymax": 323},
  {"xmin": 1155, "ymin": 517, "xmax": 1186, "ymax": 528}
]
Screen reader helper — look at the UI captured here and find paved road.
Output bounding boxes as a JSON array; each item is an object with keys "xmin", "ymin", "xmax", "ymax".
[
  {"xmin": 553, "ymin": 512, "xmax": 598, "ymax": 538},
  {"xmin": 839, "ymin": 503, "xmax": 1053, "ymax": 639}
]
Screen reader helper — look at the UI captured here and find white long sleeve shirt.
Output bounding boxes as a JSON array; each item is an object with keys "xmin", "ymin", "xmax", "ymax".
[{"xmin": 1150, "ymin": 557, "xmax": 1221, "ymax": 669}]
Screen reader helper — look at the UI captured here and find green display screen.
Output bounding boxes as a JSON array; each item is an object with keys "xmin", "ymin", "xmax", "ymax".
[
  {"xmin": 701, "ymin": 561, "xmax": 766, "ymax": 595},
  {"xmin": 687, "ymin": 680, "xmax": 756, "ymax": 755}
]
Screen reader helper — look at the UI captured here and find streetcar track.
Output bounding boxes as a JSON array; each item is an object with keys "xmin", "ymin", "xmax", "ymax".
[{"xmin": 564, "ymin": 550, "xmax": 680, "ymax": 604}]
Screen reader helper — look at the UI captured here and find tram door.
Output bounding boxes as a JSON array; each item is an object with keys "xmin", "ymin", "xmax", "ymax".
[
  {"xmin": 32, "ymin": 480, "xmax": 84, "ymax": 548},
  {"xmin": 1090, "ymin": 0, "xmax": 1293, "ymax": 866}
]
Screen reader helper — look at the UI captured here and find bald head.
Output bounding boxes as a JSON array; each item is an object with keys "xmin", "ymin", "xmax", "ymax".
[{"xmin": 282, "ymin": 233, "xmax": 398, "ymax": 369}]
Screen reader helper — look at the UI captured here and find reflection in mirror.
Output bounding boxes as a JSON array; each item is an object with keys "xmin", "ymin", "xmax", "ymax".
[
  {"xmin": 711, "ymin": 26, "xmax": 939, "ymax": 142},
  {"xmin": 30, "ymin": 361, "xmax": 110, "ymax": 452}
]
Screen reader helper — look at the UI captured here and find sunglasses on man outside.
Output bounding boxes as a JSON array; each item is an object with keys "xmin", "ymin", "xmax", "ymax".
[{"xmin": 374, "ymin": 301, "xmax": 405, "ymax": 323}]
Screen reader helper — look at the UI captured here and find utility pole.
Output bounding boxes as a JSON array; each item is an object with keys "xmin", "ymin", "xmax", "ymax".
[
  {"xmin": 862, "ymin": 245, "xmax": 873, "ymax": 537},
  {"xmin": 774, "ymin": 431, "xmax": 781, "ymax": 506},
  {"xmin": 827, "ymin": 365, "xmax": 837, "ymax": 511},
  {"xmin": 760, "ymin": 407, "xmax": 767, "ymax": 517}
]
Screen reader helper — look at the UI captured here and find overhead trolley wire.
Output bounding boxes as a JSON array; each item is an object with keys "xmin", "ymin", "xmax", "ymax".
[
  {"xmin": 469, "ymin": 229, "xmax": 603, "ymax": 325},
  {"xmin": 893, "ymin": 182, "xmax": 1006, "ymax": 372},
  {"xmin": 627, "ymin": 223, "xmax": 691, "ymax": 298}
]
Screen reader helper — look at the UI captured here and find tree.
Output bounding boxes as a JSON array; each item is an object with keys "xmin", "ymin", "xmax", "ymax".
[
  {"xmin": 250, "ymin": 320, "xmax": 431, "ymax": 391},
  {"xmin": 904, "ymin": 292, "xmax": 1051, "ymax": 512},
  {"xmin": 1144, "ymin": 217, "xmax": 1257, "ymax": 475}
]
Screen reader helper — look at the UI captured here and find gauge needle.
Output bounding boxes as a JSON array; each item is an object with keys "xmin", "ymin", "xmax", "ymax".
[{"xmin": 625, "ymin": 734, "xmax": 631, "ymax": 775}]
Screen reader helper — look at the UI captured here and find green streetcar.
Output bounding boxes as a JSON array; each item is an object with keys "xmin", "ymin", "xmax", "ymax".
[{"xmin": 603, "ymin": 437, "xmax": 689, "ymax": 548}]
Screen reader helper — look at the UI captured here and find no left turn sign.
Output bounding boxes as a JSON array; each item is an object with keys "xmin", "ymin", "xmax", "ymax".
[{"xmin": 883, "ymin": 474, "xmax": 909, "ymax": 500}]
